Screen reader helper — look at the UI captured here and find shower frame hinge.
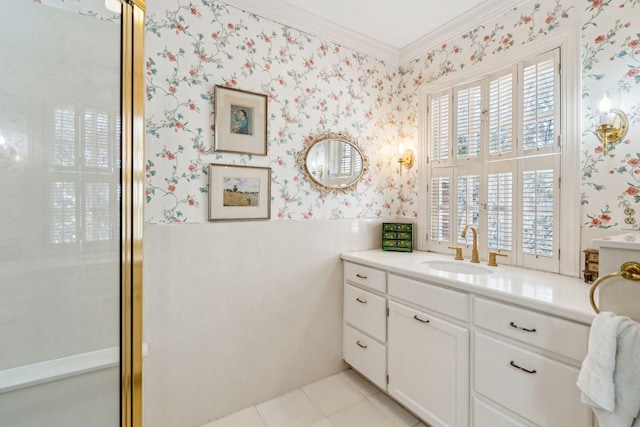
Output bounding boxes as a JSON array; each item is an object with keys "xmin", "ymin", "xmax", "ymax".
[
  {"xmin": 386, "ymin": 307, "xmax": 390, "ymax": 317},
  {"xmin": 386, "ymin": 374, "xmax": 389, "ymax": 384}
]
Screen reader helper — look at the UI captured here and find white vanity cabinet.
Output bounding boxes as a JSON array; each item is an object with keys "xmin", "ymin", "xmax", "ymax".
[
  {"xmin": 388, "ymin": 301, "xmax": 469, "ymax": 427},
  {"xmin": 342, "ymin": 262, "xmax": 387, "ymax": 389},
  {"xmin": 472, "ymin": 297, "xmax": 591, "ymax": 427},
  {"xmin": 341, "ymin": 253, "xmax": 594, "ymax": 427},
  {"xmin": 387, "ymin": 273, "xmax": 470, "ymax": 427}
]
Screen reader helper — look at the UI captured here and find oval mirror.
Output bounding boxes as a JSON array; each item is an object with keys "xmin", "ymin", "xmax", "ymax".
[{"xmin": 297, "ymin": 131, "xmax": 369, "ymax": 193}]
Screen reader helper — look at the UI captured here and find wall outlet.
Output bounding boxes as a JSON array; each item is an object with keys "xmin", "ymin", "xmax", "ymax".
[{"xmin": 620, "ymin": 204, "xmax": 640, "ymax": 229}]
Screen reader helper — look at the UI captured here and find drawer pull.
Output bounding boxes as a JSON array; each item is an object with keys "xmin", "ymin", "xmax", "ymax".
[
  {"xmin": 356, "ymin": 274, "xmax": 368, "ymax": 279},
  {"xmin": 509, "ymin": 360, "xmax": 537, "ymax": 374},
  {"xmin": 356, "ymin": 297, "xmax": 368, "ymax": 304},
  {"xmin": 413, "ymin": 315, "xmax": 430, "ymax": 323},
  {"xmin": 509, "ymin": 321, "xmax": 536, "ymax": 333},
  {"xmin": 356, "ymin": 340, "xmax": 367, "ymax": 349}
]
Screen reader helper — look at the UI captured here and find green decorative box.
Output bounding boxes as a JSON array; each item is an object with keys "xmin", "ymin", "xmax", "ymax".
[{"xmin": 382, "ymin": 223, "xmax": 413, "ymax": 252}]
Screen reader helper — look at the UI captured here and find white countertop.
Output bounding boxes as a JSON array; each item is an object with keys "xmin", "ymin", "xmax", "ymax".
[
  {"xmin": 341, "ymin": 250, "xmax": 595, "ymax": 325},
  {"xmin": 592, "ymin": 232, "xmax": 640, "ymax": 250}
]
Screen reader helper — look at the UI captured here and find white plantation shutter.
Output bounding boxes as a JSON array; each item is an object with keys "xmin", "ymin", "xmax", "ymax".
[
  {"xmin": 85, "ymin": 182, "xmax": 111, "ymax": 242},
  {"xmin": 520, "ymin": 155, "xmax": 560, "ymax": 272},
  {"xmin": 49, "ymin": 104, "xmax": 118, "ymax": 249},
  {"xmin": 522, "ymin": 50, "xmax": 559, "ymax": 153},
  {"xmin": 50, "ymin": 181, "xmax": 77, "ymax": 244},
  {"xmin": 488, "ymin": 71, "xmax": 514, "ymax": 157},
  {"xmin": 487, "ymin": 163, "xmax": 514, "ymax": 253},
  {"xmin": 84, "ymin": 109, "xmax": 111, "ymax": 169},
  {"xmin": 456, "ymin": 172, "xmax": 481, "ymax": 246},
  {"xmin": 51, "ymin": 106, "xmax": 77, "ymax": 168},
  {"xmin": 352, "ymin": 146, "xmax": 362, "ymax": 178},
  {"xmin": 427, "ymin": 48, "xmax": 562, "ymax": 273},
  {"xmin": 328, "ymin": 140, "xmax": 340, "ymax": 176},
  {"xmin": 522, "ymin": 169, "xmax": 554, "ymax": 256},
  {"xmin": 430, "ymin": 91, "xmax": 450, "ymax": 164},
  {"xmin": 430, "ymin": 170, "xmax": 451, "ymax": 244},
  {"xmin": 455, "ymin": 84, "xmax": 482, "ymax": 160}
]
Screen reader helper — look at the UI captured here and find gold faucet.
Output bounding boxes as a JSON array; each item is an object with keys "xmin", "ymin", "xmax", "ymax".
[{"xmin": 461, "ymin": 225, "xmax": 479, "ymax": 263}]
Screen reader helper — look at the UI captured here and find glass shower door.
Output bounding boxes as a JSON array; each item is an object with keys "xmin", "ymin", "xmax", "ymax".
[{"xmin": 0, "ymin": 1, "xmax": 122, "ymax": 425}]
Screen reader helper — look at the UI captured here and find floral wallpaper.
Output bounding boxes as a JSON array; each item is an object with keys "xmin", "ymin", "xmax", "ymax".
[
  {"xmin": 145, "ymin": 0, "xmax": 640, "ymax": 232},
  {"xmin": 580, "ymin": 0, "xmax": 640, "ymax": 230},
  {"xmin": 144, "ymin": 1, "xmax": 405, "ymax": 223},
  {"xmin": 393, "ymin": 0, "xmax": 640, "ymax": 231}
]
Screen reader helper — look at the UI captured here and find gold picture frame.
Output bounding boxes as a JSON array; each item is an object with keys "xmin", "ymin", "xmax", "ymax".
[
  {"xmin": 214, "ymin": 85, "xmax": 268, "ymax": 155},
  {"xmin": 208, "ymin": 164, "xmax": 271, "ymax": 221}
]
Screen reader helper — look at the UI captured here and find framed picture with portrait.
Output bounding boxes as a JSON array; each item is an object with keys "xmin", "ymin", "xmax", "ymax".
[
  {"xmin": 214, "ymin": 85, "xmax": 268, "ymax": 155},
  {"xmin": 208, "ymin": 164, "xmax": 271, "ymax": 221}
]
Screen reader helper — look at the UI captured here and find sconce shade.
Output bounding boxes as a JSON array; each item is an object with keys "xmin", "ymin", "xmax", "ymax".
[{"xmin": 596, "ymin": 108, "xmax": 628, "ymax": 154}]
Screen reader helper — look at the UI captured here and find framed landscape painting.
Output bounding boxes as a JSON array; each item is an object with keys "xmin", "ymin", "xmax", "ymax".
[
  {"xmin": 214, "ymin": 85, "xmax": 268, "ymax": 155},
  {"xmin": 209, "ymin": 164, "xmax": 271, "ymax": 221}
]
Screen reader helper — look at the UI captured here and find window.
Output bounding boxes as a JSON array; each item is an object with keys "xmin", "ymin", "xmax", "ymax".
[
  {"xmin": 425, "ymin": 49, "xmax": 563, "ymax": 273},
  {"xmin": 48, "ymin": 104, "xmax": 120, "ymax": 250}
]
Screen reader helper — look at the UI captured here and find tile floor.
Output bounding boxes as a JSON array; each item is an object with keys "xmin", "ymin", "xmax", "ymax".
[{"xmin": 202, "ymin": 369, "xmax": 428, "ymax": 427}]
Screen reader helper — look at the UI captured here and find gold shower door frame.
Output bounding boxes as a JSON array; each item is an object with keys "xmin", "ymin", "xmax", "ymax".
[{"xmin": 121, "ymin": 1, "xmax": 145, "ymax": 426}]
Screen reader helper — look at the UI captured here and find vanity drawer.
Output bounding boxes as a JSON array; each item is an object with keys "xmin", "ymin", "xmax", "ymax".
[
  {"xmin": 473, "ymin": 397, "xmax": 527, "ymax": 427},
  {"xmin": 344, "ymin": 262, "xmax": 386, "ymax": 293},
  {"xmin": 388, "ymin": 274, "xmax": 468, "ymax": 321},
  {"xmin": 473, "ymin": 297, "xmax": 588, "ymax": 361},
  {"xmin": 475, "ymin": 332, "xmax": 588, "ymax": 427},
  {"xmin": 343, "ymin": 324, "xmax": 386, "ymax": 390},
  {"xmin": 344, "ymin": 284, "xmax": 386, "ymax": 342}
]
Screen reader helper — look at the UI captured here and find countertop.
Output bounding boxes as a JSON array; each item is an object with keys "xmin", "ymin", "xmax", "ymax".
[
  {"xmin": 341, "ymin": 250, "xmax": 595, "ymax": 325},
  {"xmin": 592, "ymin": 231, "xmax": 640, "ymax": 250}
]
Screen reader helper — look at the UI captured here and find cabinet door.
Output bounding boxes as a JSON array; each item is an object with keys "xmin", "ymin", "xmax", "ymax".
[{"xmin": 388, "ymin": 301, "xmax": 469, "ymax": 427}]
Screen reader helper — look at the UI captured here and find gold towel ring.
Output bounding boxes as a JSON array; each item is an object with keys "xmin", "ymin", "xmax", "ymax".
[{"xmin": 589, "ymin": 262, "xmax": 640, "ymax": 313}]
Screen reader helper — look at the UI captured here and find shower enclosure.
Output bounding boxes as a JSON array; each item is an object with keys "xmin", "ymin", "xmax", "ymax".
[{"xmin": 0, "ymin": 1, "xmax": 144, "ymax": 425}]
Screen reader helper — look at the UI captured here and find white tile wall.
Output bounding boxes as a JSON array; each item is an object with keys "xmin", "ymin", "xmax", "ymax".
[{"xmin": 143, "ymin": 219, "xmax": 386, "ymax": 427}]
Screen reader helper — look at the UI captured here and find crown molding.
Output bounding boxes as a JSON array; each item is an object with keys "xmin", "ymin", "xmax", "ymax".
[
  {"xmin": 220, "ymin": 0, "xmax": 399, "ymax": 64},
  {"xmin": 399, "ymin": 0, "xmax": 530, "ymax": 65},
  {"xmin": 220, "ymin": 0, "xmax": 532, "ymax": 67}
]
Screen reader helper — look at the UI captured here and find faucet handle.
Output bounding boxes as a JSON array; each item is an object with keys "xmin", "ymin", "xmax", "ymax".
[
  {"xmin": 447, "ymin": 246, "xmax": 464, "ymax": 261},
  {"xmin": 488, "ymin": 251, "xmax": 508, "ymax": 267}
]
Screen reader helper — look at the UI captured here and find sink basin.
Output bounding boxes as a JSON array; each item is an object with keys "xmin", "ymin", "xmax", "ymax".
[{"xmin": 419, "ymin": 260, "xmax": 492, "ymax": 275}]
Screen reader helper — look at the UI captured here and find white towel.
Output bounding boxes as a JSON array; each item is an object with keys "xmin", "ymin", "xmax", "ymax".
[{"xmin": 577, "ymin": 311, "xmax": 640, "ymax": 427}]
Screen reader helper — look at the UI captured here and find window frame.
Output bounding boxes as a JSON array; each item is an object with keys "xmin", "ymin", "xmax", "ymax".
[{"xmin": 417, "ymin": 26, "xmax": 581, "ymax": 277}]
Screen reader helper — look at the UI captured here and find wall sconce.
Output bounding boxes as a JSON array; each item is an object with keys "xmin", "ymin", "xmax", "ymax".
[
  {"xmin": 596, "ymin": 92, "xmax": 628, "ymax": 155},
  {"xmin": 104, "ymin": 0, "xmax": 122, "ymax": 13},
  {"xmin": 397, "ymin": 144, "xmax": 415, "ymax": 175}
]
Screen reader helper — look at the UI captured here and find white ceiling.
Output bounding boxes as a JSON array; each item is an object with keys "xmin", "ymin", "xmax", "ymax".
[{"xmin": 221, "ymin": 0, "xmax": 528, "ymax": 65}]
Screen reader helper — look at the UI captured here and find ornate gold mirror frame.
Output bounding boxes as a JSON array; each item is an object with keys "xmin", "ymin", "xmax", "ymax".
[{"xmin": 297, "ymin": 131, "xmax": 369, "ymax": 194}]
